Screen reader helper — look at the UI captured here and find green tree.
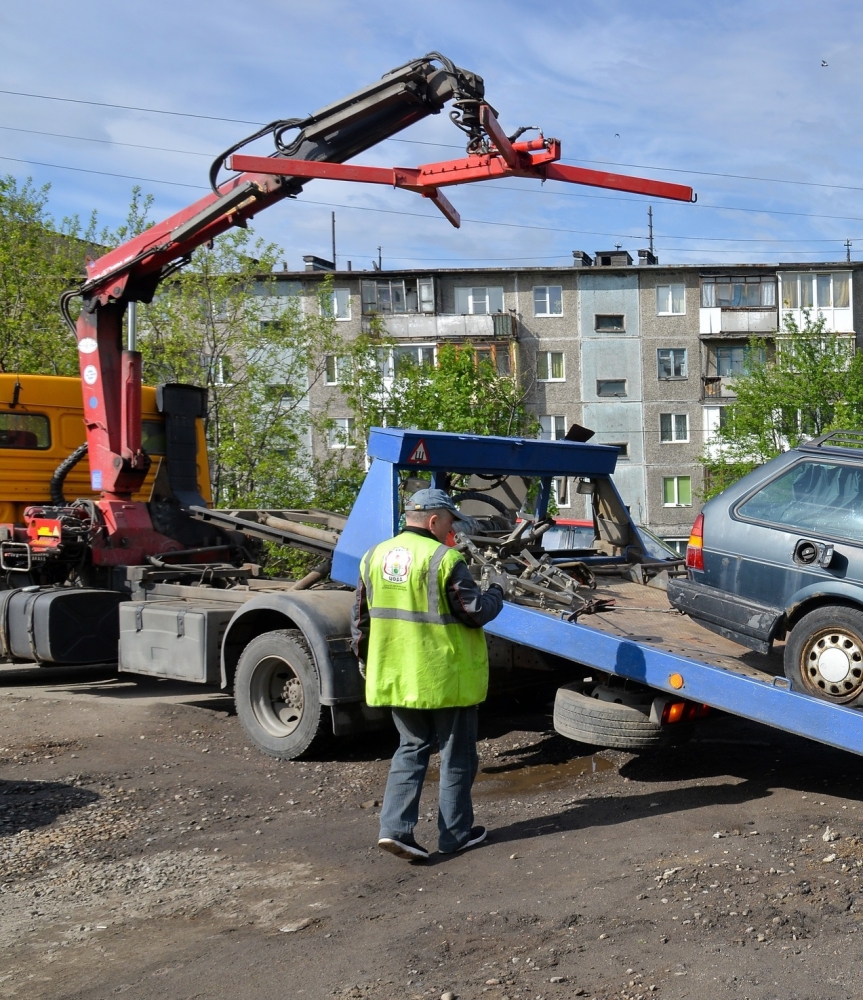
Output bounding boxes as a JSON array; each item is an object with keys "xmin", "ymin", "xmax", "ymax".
[
  {"xmin": 337, "ymin": 331, "xmax": 539, "ymax": 449},
  {"xmin": 138, "ymin": 231, "xmax": 342, "ymax": 508},
  {"xmin": 702, "ymin": 312, "xmax": 863, "ymax": 499},
  {"xmin": 0, "ymin": 176, "xmax": 92, "ymax": 375}
]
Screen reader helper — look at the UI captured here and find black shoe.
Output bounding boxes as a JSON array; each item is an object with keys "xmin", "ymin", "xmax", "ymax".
[
  {"xmin": 440, "ymin": 826, "xmax": 488, "ymax": 855},
  {"xmin": 378, "ymin": 834, "xmax": 430, "ymax": 861}
]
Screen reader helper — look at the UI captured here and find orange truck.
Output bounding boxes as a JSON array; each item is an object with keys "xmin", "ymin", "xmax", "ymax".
[{"xmin": 0, "ymin": 374, "xmax": 211, "ymax": 526}]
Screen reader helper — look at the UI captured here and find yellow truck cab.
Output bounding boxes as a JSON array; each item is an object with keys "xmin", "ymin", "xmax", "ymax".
[{"xmin": 0, "ymin": 374, "xmax": 211, "ymax": 525}]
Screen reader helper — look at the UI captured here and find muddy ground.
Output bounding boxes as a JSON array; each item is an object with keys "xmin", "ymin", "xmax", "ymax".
[{"xmin": 1, "ymin": 665, "xmax": 863, "ymax": 1000}]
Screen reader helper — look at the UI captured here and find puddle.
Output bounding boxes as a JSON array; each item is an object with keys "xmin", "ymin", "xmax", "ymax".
[{"xmin": 426, "ymin": 754, "xmax": 614, "ymax": 798}]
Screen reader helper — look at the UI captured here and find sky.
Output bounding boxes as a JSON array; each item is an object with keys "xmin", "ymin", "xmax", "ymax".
[{"xmin": 2, "ymin": 1, "xmax": 863, "ymax": 271}]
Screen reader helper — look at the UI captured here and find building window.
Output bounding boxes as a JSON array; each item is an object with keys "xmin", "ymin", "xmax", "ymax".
[
  {"xmin": 657, "ymin": 348, "xmax": 687, "ymax": 379},
  {"xmin": 701, "ymin": 275, "xmax": 776, "ymax": 308},
  {"xmin": 533, "ymin": 285, "xmax": 563, "ymax": 316},
  {"xmin": 473, "ymin": 343, "xmax": 512, "ymax": 375},
  {"xmin": 539, "ymin": 415, "xmax": 566, "ymax": 441},
  {"xmin": 712, "ymin": 344, "xmax": 765, "ymax": 376},
  {"xmin": 596, "ymin": 379, "xmax": 627, "ymax": 397},
  {"xmin": 393, "ymin": 345, "xmax": 436, "ymax": 372},
  {"xmin": 362, "ymin": 278, "xmax": 434, "ymax": 314},
  {"xmin": 553, "ymin": 477, "xmax": 570, "ymax": 508},
  {"xmin": 455, "ymin": 286, "xmax": 504, "ymax": 315},
  {"xmin": 660, "ymin": 413, "xmax": 689, "ymax": 442},
  {"xmin": 663, "ymin": 476, "xmax": 692, "ymax": 506},
  {"xmin": 780, "ymin": 272, "xmax": 850, "ymax": 310},
  {"xmin": 328, "ymin": 417, "xmax": 355, "ymax": 449},
  {"xmin": 536, "ymin": 351, "xmax": 565, "ymax": 381},
  {"xmin": 608, "ymin": 441, "xmax": 629, "ymax": 459},
  {"xmin": 663, "ymin": 538, "xmax": 688, "ymax": 556},
  {"xmin": 322, "ymin": 287, "xmax": 351, "ymax": 320},
  {"xmin": 656, "ymin": 284, "xmax": 685, "ymax": 315},
  {"xmin": 324, "ymin": 354, "xmax": 350, "ymax": 385},
  {"xmin": 594, "ymin": 314, "xmax": 625, "ymax": 332},
  {"xmin": 418, "ymin": 278, "xmax": 435, "ymax": 313}
]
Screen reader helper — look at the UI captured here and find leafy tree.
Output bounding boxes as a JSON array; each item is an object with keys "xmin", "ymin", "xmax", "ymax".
[
  {"xmin": 337, "ymin": 329, "xmax": 539, "ymax": 450},
  {"xmin": 138, "ymin": 232, "xmax": 342, "ymax": 508},
  {"xmin": 0, "ymin": 176, "xmax": 90, "ymax": 375},
  {"xmin": 701, "ymin": 312, "xmax": 863, "ymax": 499}
]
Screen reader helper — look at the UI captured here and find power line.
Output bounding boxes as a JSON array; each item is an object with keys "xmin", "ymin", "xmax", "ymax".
[
  {"xmin": 0, "ymin": 124, "xmax": 212, "ymax": 157},
  {"xmin": 10, "ymin": 121, "xmax": 863, "ymax": 231},
  {"xmin": 3, "ymin": 87, "xmax": 863, "ymax": 196},
  {"xmin": 0, "ymin": 88, "xmax": 261, "ymax": 125},
  {"xmin": 3, "ymin": 152, "xmax": 861, "ymax": 252}
]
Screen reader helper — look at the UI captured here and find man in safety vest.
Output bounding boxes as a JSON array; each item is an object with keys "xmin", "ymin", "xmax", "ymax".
[{"xmin": 351, "ymin": 488, "xmax": 506, "ymax": 860}]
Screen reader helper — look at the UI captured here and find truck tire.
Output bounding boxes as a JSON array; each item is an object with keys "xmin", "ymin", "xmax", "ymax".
[
  {"xmin": 553, "ymin": 683, "xmax": 691, "ymax": 751},
  {"xmin": 234, "ymin": 629, "xmax": 330, "ymax": 760},
  {"xmin": 784, "ymin": 605, "xmax": 863, "ymax": 705}
]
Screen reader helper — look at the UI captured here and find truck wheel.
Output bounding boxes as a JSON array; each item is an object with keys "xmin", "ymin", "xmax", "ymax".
[
  {"xmin": 234, "ymin": 629, "xmax": 330, "ymax": 759},
  {"xmin": 784, "ymin": 606, "xmax": 863, "ymax": 705},
  {"xmin": 553, "ymin": 684, "xmax": 691, "ymax": 751}
]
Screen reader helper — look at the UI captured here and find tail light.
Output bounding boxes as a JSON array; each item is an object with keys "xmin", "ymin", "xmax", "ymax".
[
  {"xmin": 685, "ymin": 513, "xmax": 704, "ymax": 571},
  {"xmin": 660, "ymin": 701, "xmax": 711, "ymax": 725}
]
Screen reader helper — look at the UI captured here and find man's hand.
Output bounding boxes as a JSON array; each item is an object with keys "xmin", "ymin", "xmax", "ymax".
[{"xmin": 481, "ymin": 567, "xmax": 510, "ymax": 595}]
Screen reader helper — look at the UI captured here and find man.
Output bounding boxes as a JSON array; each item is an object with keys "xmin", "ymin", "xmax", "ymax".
[{"xmin": 351, "ymin": 488, "xmax": 505, "ymax": 860}]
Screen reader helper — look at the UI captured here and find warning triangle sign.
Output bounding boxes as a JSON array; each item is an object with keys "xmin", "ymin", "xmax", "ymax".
[{"xmin": 407, "ymin": 439, "xmax": 430, "ymax": 464}]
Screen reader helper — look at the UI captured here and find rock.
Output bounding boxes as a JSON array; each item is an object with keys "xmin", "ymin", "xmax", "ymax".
[
  {"xmin": 441, "ymin": 993, "xmax": 457, "ymax": 1000},
  {"xmin": 549, "ymin": 975, "xmax": 566, "ymax": 983},
  {"xmin": 823, "ymin": 826, "xmax": 840, "ymax": 842},
  {"xmin": 509, "ymin": 853, "xmax": 520, "ymax": 860},
  {"xmin": 712, "ymin": 831, "xmax": 725, "ymax": 839},
  {"xmin": 279, "ymin": 917, "xmax": 318, "ymax": 933},
  {"xmin": 822, "ymin": 853, "xmax": 837, "ymax": 863},
  {"xmin": 360, "ymin": 800, "xmax": 380, "ymax": 809},
  {"xmin": 485, "ymin": 980, "xmax": 500, "ymax": 986}
]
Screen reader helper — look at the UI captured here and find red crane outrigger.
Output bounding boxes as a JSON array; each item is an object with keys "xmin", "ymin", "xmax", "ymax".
[{"xmin": 60, "ymin": 53, "xmax": 694, "ymax": 570}]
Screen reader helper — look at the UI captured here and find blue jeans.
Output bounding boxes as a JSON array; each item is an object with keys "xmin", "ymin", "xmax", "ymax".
[{"xmin": 379, "ymin": 706, "xmax": 479, "ymax": 853}]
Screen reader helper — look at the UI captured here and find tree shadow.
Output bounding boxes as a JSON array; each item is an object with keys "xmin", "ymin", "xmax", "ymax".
[{"xmin": 0, "ymin": 779, "xmax": 100, "ymax": 837}]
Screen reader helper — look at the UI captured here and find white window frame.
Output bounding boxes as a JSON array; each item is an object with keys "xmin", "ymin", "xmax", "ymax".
[
  {"xmin": 538, "ymin": 415, "xmax": 566, "ymax": 441},
  {"xmin": 455, "ymin": 286, "xmax": 504, "ymax": 315},
  {"xmin": 659, "ymin": 412, "xmax": 689, "ymax": 443},
  {"xmin": 656, "ymin": 283, "xmax": 685, "ymax": 316},
  {"xmin": 662, "ymin": 475, "xmax": 692, "ymax": 507},
  {"xmin": 324, "ymin": 354, "xmax": 349, "ymax": 385},
  {"xmin": 657, "ymin": 348, "xmax": 687, "ymax": 379},
  {"xmin": 533, "ymin": 285, "xmax": 563, "ymax": 317},
  {"xmin": 553, "ymin": 477, "xmax": 571, "ymax": 509},
  {"xmin": 321, "ymin": 287, "xmax": 351, "ymax": 321},
  {"xmin": 536, "ymin": 351, "xmax": 565, "ymax": 382},
  {"xmin": 328, "ymin": 417, "xmax": 355, "ymax": 450}
]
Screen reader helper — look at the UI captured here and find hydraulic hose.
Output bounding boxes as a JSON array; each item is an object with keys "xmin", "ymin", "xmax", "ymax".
[{"xmin": 50, "ymin": 442, "xmax": 89, "ymax": 506}]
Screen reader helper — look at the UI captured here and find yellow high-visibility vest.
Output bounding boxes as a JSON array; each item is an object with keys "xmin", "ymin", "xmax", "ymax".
[{"xmin": 361, "ymin": 531, "xmax": 489, "ymax": 708}]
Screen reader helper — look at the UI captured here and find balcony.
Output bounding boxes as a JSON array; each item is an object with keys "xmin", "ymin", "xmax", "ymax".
[
  {"xmin": 699, "ymin": 307, "xmax": 778, "ymax": 336},
  {"xmin": 367, "ymin": 312, "xmax": 518, "ymax": 340},
  {"xmin": 702, "ymin": 376, "xmax": 737, "ymax": 401}
]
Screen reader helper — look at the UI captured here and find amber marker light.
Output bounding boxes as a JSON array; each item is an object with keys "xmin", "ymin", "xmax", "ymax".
[{"xmin": 669, "ymin": 673, "xmax": 685, "ymax": 690}]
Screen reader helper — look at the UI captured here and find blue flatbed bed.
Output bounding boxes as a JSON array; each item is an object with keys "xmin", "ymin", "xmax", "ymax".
[{"xmin": 332, "ymin": 427, "xmax": 863, "ymax": 758}]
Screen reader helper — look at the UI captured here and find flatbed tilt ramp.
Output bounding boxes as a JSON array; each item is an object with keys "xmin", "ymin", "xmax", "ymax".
[{"xmin": 332, "ymin": 427, "xmax": 863, "ymax": 758}]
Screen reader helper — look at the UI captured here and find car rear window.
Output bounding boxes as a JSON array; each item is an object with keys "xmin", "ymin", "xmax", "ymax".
[
  {"xmin": 738, "ymin": 460, "xmax": 863, "ymax": 543},
  {"xmin": 0, "ymin": 412, "xmax": 50, "ymax": 450}
]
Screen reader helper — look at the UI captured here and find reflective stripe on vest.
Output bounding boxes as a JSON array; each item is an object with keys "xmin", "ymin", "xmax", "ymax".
[{"xmin": 361, "ymin": 544, "xmax": 458, "ymax": 626}]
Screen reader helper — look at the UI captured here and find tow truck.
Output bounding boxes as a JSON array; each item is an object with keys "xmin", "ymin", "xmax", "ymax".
[{"xmin": 12, "ymin": 54, "xmax": 857, "ymax": 766}]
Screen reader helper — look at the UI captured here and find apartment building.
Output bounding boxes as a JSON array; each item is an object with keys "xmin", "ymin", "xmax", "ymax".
[{"xmin": 263, "ymin": 252, "xmax": 863, "ymax": 547}]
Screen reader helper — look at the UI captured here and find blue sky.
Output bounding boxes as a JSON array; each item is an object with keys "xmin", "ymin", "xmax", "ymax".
[{"xmin": 2, "ymin": 1, "xmax": 863, "ymax": 269}]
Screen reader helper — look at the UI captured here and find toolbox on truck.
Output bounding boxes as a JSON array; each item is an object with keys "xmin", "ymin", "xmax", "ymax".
[
  {"xmin": 0, "ymin": 587, "xmax": 127, "ymax": 665},
  {"xmin": 119, "ymin": 601, "xmax": 236, "ymax": 683}
]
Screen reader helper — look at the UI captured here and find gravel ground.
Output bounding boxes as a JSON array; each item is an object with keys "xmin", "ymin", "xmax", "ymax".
[{"xmin": 2, "ymin": 669, "xmax": 863, "ymax": 999}]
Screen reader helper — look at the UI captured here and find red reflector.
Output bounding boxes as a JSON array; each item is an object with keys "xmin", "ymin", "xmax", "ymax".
[{"xmin": 685, "ymin": 512, "xmax": 704, "ymax": 571}]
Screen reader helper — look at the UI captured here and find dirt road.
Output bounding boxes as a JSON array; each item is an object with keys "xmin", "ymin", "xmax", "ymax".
[{"xmin": 1, "ymin": 665, "xmax": 862, "ymax": 1000}]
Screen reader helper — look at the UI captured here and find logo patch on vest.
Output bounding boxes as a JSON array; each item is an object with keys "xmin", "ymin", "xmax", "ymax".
[{"xmin": 381, "ymin": 546, "xmax": 412, "ymax": 583}]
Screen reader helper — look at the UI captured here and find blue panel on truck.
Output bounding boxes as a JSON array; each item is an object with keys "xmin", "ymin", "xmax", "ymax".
[
  {"xmin": 367, "ymin": 427, "xmax": 619, "ymax": 477},
  {"xmin": 331, "ymin": 458, "xmax": 400, "ymax": 587},
  {"xmin": 483, "ymin": 603, "xmax": 863, "ymax": 757}
]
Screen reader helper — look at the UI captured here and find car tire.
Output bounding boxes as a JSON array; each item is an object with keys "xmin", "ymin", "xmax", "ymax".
[
  {"xmin": 784, "ymin": 605, "xmax": 863, "ymax": 705},
  {"xmin": 553, "ymin": 683, "xmax": 692, "ymax": 751},
  {"xmin": 234, "ymin": 628, "xmax": 330, "ymax": 759}
]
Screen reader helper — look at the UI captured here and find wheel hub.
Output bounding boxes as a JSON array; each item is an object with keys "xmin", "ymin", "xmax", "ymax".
[
  {"xmin": 249, "ymin": 655, "xmax": 305, "ymax": 737},
  {"xmin": 804, "ymin": 629, "xmax": 863, "ymax": 698}
]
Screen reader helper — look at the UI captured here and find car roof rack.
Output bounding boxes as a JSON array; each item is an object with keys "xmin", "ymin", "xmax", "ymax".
[{"xmin": 799, "ymin": 430, "xmax": 863, "ymax": 456}]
